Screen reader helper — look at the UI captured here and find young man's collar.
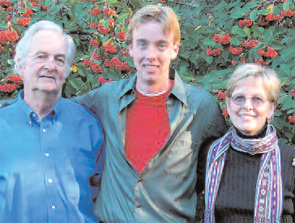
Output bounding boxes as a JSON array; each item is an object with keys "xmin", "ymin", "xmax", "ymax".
[{"xmin": 118, "ymin": 68, "xmax": 187, "ymax": 106}]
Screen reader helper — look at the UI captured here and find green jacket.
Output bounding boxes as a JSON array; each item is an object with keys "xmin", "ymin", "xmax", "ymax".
[{"xmin": 75, "ymin": 68, "xmax": 228, "ymax": 223}]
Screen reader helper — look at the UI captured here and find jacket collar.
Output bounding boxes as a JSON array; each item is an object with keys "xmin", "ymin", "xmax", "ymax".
[{"xmin": 118, "ymin": 68, "xmax": 187, "ymax": 106}]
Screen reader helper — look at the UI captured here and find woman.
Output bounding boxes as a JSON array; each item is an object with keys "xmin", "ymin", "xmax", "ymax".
[{"xmin": 205, "ymin": 63, "xmax": 295, "ymax": 222}]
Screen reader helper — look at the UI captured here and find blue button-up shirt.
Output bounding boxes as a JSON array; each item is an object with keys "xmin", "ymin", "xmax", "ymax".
[{"xmin": 0, "ymin": 91, "xmax": 104, "ymax": 223}]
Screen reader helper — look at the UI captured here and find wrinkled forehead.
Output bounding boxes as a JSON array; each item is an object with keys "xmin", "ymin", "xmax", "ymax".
[{"xmin": 29, "ymin": 30, "xmax": 67, "ymax": 55}]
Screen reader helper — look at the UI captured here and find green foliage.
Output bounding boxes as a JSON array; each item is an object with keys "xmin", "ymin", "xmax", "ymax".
[
  {"xmin": 171, "ymin": 0, "xmax": 295, "ymax": 145},
  {"xmin": 0, "ymin": 0, "xmax": 295, "ymax": 144}
]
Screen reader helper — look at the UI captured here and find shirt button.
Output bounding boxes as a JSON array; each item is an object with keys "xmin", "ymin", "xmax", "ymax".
[
  {"xmin": 51, "ymin": 205, "xmax": 56, "ymax": 209},
  {"xmin": 136, "ymin": 204, "xmax": 141, "ymax": 208},
  {"xmin": 42, "ymin": 129, "xmax": 46, "ymax": 132},
  {"xmin": 48, "ymin": 179, "xmax": 53, "ymax": 183},
  {"xmin": 45, "ymin": 153, "xmax": 50, "ymax": 157}
]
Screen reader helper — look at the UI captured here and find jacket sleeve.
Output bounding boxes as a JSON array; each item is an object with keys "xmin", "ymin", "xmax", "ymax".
[
  {"xmin": 73, "ymin": 88, "xmax": 107, "ymax": 202},
  {"xmin": 72, "ymin": 87, "xmax": 103, "ymax": 117},
  {"xmin": 89, "ymin": 140, "xmax": 105, "ymax": 202},
  {"xmin": 0, "ymin": 98, "xmax": 17, "ymax": 108},
  {"xmin": 196, "ymin": 104, "xmax": 228, "ymax": 193}
]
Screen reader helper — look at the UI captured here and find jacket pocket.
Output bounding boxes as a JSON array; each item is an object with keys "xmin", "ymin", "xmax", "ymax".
[{"xmin": 162, "ymin": 138, "xmax": 198, "ymax": 178}]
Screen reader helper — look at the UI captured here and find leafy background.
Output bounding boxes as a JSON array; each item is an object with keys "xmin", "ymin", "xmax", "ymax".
[
  {"xmin": 1, "ymin": 0, "xmax": 294, "ymax": 145},
  {"xmin": 0, "ymin": 0, "xmax": 294, "ymax": 221}
]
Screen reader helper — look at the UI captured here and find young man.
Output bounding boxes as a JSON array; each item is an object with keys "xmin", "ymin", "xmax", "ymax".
[
  {"xmin": 76, "ymin": 4, "xmax": 227, "ymax": 222},
  {"xmin": 0, "ymin": 21, "xmax": 104, "ymax": 222}
]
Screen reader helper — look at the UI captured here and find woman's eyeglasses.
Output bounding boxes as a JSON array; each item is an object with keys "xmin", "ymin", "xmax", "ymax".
[{"xmin": 230, "ymin": 95, "xmax": 267, "ymax": 107}]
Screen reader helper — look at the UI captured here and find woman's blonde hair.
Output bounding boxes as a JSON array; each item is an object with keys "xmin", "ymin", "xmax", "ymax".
[{"xmin": 226, "ymin": 63, "xmax": 281, "ymax": 105}]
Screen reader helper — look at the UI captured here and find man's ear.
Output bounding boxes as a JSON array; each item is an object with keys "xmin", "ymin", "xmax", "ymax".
[
  {"xmin": 171, "ymin": 42, "xmax": 180, "ymax": 60},
  {"xmin": 128, "ymin": 44, "xmax": 133, "ymax": 57},
  {"xmin": 16, "ymin": 60, "xmax": 24, "ymax": 79}
]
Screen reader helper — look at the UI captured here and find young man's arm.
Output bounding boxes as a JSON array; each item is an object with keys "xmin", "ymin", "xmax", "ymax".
[
  {"xmin": 0, "ymin": 98, "xmax": 17, "ymax": 108},
  {"xmin": 196, "ymin": 105, "xmax": 228, "ymax": 194}
]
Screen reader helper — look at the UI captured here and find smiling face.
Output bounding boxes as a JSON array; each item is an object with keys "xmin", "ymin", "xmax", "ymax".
[
  {"xmin": 19, "ymin": 30, "xmax": 67, "ymax": 101},
  {"xmin": 227, "ymin": 77, "xmax": 275, "ymax": 136},
  {"xmin": 129, "ymin": 21, "xmax": 179, "ymax": 92}
]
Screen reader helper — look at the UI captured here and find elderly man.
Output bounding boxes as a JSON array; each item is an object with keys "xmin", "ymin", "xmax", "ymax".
[
  {"xmin": 0, "ymin": 21, "xmax": 104, "ymax": 222},
  {"xmin": 75, "ymin": 4, "xmax": 227, "ymax": 222}
]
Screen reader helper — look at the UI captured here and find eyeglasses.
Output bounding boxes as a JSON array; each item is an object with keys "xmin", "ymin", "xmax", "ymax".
[{"xmin": 230, "ymin": 95, "xmax": 267, "ymax": 107}]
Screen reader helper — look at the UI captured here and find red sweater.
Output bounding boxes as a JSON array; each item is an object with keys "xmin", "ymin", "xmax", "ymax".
[{"xmin": 125, "ymin": 81, "xmax": 173, "ymax": 173}]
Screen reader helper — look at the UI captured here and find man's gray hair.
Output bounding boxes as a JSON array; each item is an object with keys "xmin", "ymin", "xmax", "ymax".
[{"xmin": 14, "ymin": 20, "xmax": 76, "ymax": 77}]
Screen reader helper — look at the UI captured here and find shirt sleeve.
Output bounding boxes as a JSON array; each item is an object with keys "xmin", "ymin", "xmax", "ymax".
[{"xmin": 0, "ymin": 173, "xmax": 23, "ymax": 222}]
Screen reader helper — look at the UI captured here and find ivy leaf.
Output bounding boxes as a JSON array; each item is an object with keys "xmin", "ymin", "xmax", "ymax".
[
  {"xmin": 283, "ymin": 1, "xmax": 291, "ymax": 11},
  {"xmin": 243, "ymin": 27, "xmax": 251, "ymax": 36},
  {"xmin": 231, "ymin": 26, "xmax": 248, "ymax": 37},
  {"xmin": 244, "ymin": 1, "xmax": 263, "ymax": 10},
  {"xmin": 230, "ymin": 10, "xmax": 246, "ymax": 19},
  {"xmin": 117, "ymin": 13, "xmax": 129, "ymax": 23},
  {"xmin": 64, "ymin": 83, "xmax": 76, "ymax": 98},
  {"xmin": 287, "ymin": 28, "xmax": 295, "ymax": 37},
  {"xmin": 248, "ymin": 48, "xmax": 257, "ymax": 61},
  {"xmin": 252, "ymin": 25, "xmax": 264, "ymax": 36},
  {"xmin": 263, "ymin": 29, "xmax": 274, "ymax": 42},
  {"xmin": 221, "ymin": 50, "xmax": 229, "ymax": 61},
  {"xmin": 281, "ymin": 97, "xmax": 295, "ymax": 110},
  {"xmin": 69, "ymin": 77, "xmax": 83, "ymax": 90},
  {"xmin": 270, "ymin": 40, "xmax": 284, "ymax": 47},
  {"xmin": 130, "ymin": 0, "xmax": 144, "ymax": 7},
  {"xmin": 12, "ymin": 17, "xmax": 18, "ymax": 25},
  {"xmin": 278, "ymin": 46, "xmax": 295, "ymax": 63},
  {"xmin": 203, "ymin": 54, "xmax": 213, "ymax": 64},
  {"xmin": 202, "ymin": 37, "xmax": 215, "ymax": 47},
  {"xmin": 45, "ymin": 0, "xmax": 50, "ymax": 7},
  {"xmin": 279, "ymin": 64, "xmax": 292, "ymax": 76},
  {"xmin": 179, "ymin": 66, "xmax": 187, "ymax": 76},
  {"xmin": 230, "ymin": 37, "xmax": 240, "ymax": 45},
  {"xmin": 249, "ymin": 9, "xmax": 259, "ymax": 21}
]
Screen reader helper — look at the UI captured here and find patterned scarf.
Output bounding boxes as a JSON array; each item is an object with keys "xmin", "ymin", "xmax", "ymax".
[{"xmin": 205, "ymin": 124, "xmax": 282, "ymax": 223}]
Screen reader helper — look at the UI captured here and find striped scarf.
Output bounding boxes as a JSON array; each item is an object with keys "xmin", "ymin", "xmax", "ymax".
[{"xmin": 205, "ymin": 124, "xmax": 282, "ymax": 223}]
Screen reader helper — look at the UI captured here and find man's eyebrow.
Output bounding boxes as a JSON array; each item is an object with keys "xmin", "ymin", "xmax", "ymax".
[
  {"xmin": 33, "ymin": 51, "xmax": 66, "ymax": 58},
  {"xmin": 156, "ymin": 40, "xmax": 169, "ymax": 44},
  {"xmin": 135, "ymin": 39, "xmax": 169, "ymax": 44},
  {"xmin": 33, "ymin": 51, "xmax": 47, "ymax": 55},
  {"xmin": 136, "ymin": 39, "xmax": 147, "ymax": 43},
  {"xmin": 55, "ymin": 53, "xmax": 66, "ymax": 58}
]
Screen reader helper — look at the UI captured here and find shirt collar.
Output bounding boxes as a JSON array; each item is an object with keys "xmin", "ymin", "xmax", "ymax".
[
  {"xmin": 118, "ymin": 68, "xmax": 187, "ymax": 106},
  {"xmin": 16, "ymin": 90, "xmax": 63, "ymax": 123},
  {"xmin": 169, "ymin": 68, "xmax": 187, "ymax": 106},
  {"xmin": 118, "ymin": 74, "xmax": 137, "ymax": 99}
]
